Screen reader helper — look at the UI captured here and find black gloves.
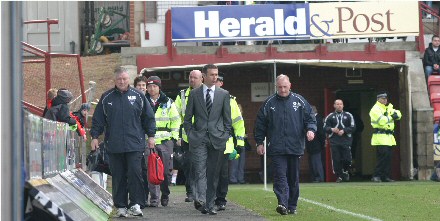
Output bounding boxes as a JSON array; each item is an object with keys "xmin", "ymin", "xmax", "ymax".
[
  {"xmin": 392, "ymin": 112, "xmax": 399, "ymax": 120},
  {"xmin": 235, "ymin": 146, "xmax": 244, "ymax": 154}
]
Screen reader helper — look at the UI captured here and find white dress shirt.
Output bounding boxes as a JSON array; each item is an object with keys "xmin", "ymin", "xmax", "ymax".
[{"xmin": 203, "ymin": 84, "xmax": 215, "ymax": 102}]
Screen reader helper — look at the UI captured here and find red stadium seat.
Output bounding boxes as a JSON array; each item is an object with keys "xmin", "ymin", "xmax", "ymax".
[
  {"xmin": 428, "ymin": 75, "xmax": 440, "ymax": 88},
  {"xmin": 430, "ymin": 85, "xmax": 440, "ymax": 94},
  {"xmin": 435, "ymin": 111, "xmax": 440, "ymax": 122}
]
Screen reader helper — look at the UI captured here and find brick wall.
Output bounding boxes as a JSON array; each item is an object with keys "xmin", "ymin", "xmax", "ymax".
[{"xmin": 129, "ymin": 1, "xmax": 135, "ymax": 47}]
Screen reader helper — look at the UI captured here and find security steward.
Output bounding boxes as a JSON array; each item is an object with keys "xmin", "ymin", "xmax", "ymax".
[
  {"xmin": 145, "ymin": 76, "xmax": 180, "ymax": 206},
  {"xmin": 174, "ymin": 70, "xmax": 204, "ymax": 202},
  {"xmin": 324, "ymin": 99, "xmax": 356, "ymax": 183},
  {"xmin": 370, "ymin": 92, "xmax": 401, "ymax": 182},
  {"xmin": 213, "ymin": 72, "xmax": 246, "ymax": 211}
]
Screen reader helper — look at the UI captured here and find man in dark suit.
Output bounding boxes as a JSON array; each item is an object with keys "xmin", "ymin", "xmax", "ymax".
[{"xmin": 183, "ymin": 64, "xmax": 232, "ymax": 215}]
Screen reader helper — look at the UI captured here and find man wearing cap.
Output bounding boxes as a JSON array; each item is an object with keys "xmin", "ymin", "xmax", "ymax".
[
  {"xmin": 174, "ymin": 70, "xmax": 204, "ymax": 202},
  {"xmin": 213, "ymin": 72, "xmax": 246, "ymax": 211},
  {"xmin": 183, "ymin": 64, "xmax": 232, "ymax": 215},
  {"xmin": 144, "ymin": 75, "xmax": 180, "ymax": 207},
  {"xmin": 369, "ymin": 92, "xmax": 402, "ymax": 182},
  {"xmin": 91, "ymin": 67, "xmax": 156, "ymax": 217}
]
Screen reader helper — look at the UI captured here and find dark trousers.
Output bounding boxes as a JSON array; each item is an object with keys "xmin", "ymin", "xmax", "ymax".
[
  {"xmin": 373, "ymin": 145, "xmax": 393, "ymax": 179},
  {"xmin": 181, "ymin": 141, "xmax": 193, "ymax": 198},
  {"xmin": 141, "ymin": 155, "xmax": 149, "ymax": 206},
  {"xmin": 229, "ymin": 150, "xmax": 246, "ymax": 183},
  {"xmin": 108, "ymin": 151, "xmax": 145, "ymax": 208},
  {"xmin": 308, "ymin": 152, "xmax": 324, "ymax": 182},
  {"xmin": 191, "ymin": 138, "xmax": 224, "ymax": 210},
  {"xmin": 271, "ymin": 155, "xmax": 300, "ymax": 211},
  {"xmin": 145, "ymin": 140, "xmax": 173, "ymax": 203},
  {"xmin": 215, "ymin": 154, "xmax": 230, "ymax": 205},
  {"xmin": 330, "ymin": 144, "xmax": 352, "ymax": 178}
]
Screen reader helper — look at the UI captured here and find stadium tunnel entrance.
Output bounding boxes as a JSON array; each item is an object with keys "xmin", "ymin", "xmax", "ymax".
[{"xmin": 141, "ymin": 60, "xmax": 408, "ymax": 183}]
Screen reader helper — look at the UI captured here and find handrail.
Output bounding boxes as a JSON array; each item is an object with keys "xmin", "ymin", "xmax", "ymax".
[
  {"xmin": 421, "ymin": 2, "xmax": 440, "ymax": 19},
  {"xmin": 419, "ymin": 2, "xmax": 440, "ymax": 53},
  {"xmin": 22, "ymin": 100, "xmax": 44, "ymax": 116}
]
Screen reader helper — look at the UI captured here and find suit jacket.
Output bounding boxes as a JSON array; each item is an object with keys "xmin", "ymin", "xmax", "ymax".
[{"xmin": 183, "ymin": 85, "xmax": 232, "ymax": 150}]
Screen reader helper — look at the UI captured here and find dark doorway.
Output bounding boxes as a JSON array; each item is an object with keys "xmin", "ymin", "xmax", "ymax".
[{"xmin": 335, "ymin": 89, "xmax": 376, "ymax": 179}]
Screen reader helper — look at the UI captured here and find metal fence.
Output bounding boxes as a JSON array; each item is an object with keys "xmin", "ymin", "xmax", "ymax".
[{"xmin": 24, "ymin": 110, "xmax": 87, "ymax": 180}]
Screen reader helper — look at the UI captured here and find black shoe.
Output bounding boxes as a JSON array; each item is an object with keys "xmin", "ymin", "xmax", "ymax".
[
  {"xmin": 148, "ymin": 203, "xmax": 158, "ymax": 207},
  {"xmin": 185, "ymin": 196, "xmax": 194, "ymax": 202},
  {"xmin": 216, "ymin": 204, "xmax": 226, "ymax": 211},
  {"xmin": 336, "ymin": 177, "xmax": 343, "ymax": 183},
  {"xmin": 371, "ymin": 176, "xmax": 381, "ymax": 182},
  {"xmin": 382, "ymin": 177, "xmax": 395, "ymax": 182},
  {"xmin": 342, "ymin": 171, "xmax": 350, "ymax": 182},
  {"xmin": 288, "ymin": 209, "xmax": 297, "ymax": 215},
  {"xmin": 161, "ymin": 197, "xmax": 169, "ymax": 207},
  {"xmin": 201, "ymin": 208, "xmax": 217, "ymax": 215},
  {"xmin": 276, "ymin": 205, "xmax": 288, "ymax": 215},
  {"xmin": 194, "ymin": 201, "xmax": 204, "ymax": 211}
]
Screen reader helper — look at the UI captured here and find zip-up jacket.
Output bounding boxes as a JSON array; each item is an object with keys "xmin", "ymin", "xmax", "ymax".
[
  {"xmin": 146, "ymin": 91, "xmax": 180, "ymax": 144},
  {"xmin": 44, "ymin": 90, "xmax": 76, "ymax": 126},
  {"xmin": 423, "ymin": 42, "xmax": 440, "ymax": 67},
  {"xmin": 254, "ymin": 92, "xmax": 317, "ymax": 156},
  {"xmin": 225, "ymin": 95, "xmax": 245, "ymax": 154},
  {"xmin": 90, "ymin": 86, "xmax": 156, "ymax": 153},
  {"xmin": 369, "ymin": 101, "xmax": 401, "ymax": 146},
  {"xmin": 324, "ymin": 111, "xmax": 356, "ymax": 146},
  {"xmin": 175, "ymin": 88, "xmax": 195, "ymax": 143}
]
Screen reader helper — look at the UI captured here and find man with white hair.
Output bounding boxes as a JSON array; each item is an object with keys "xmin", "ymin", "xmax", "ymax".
[
  {"xmin": 254, "ymin": 74, "xmax": 316, "ymax": 216},
  {"xmin": 91, "ymin": 67, "xmax": 156, "ymax": 217}
]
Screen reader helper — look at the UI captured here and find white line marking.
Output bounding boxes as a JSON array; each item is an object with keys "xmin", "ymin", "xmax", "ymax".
[{"xmin": 299, "ymin": 197, "xmax": 383, "ymax": 221}]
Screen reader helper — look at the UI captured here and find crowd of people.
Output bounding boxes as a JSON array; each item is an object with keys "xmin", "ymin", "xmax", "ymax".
[{"xmin": 41, "ymin": 65, "xmax": 406, "ymax": 217}]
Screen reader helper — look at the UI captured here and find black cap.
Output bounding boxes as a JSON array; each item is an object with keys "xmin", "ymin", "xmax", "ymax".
[
  {"xmin": 218, "ymin": 72, "xmax": 224, "ymax": 82},
  {"xmin": 377, "ymin": 91, "xmax": 388, "ymax": 99}
]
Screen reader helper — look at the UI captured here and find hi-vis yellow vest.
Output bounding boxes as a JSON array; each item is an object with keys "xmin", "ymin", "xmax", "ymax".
[
  {"xmin": 175, "ymin": 88, "xmax": 191, "ymax": 142},
  {"xmin": 369, "ymin": 101, "xmax": 401, "ymax": 146},
  {"xmin": 154, "ymin": 99, "xmax": 180, "ymax": 144},
  {"xmin": 225, "ymin": 95, "xmax": 245, "ymax": 154}
]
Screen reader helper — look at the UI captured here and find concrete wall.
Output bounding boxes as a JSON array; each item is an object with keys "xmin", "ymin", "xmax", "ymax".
[{"xmin": 406, "ymin": 51, "xmax": 435, "ymax": 180}]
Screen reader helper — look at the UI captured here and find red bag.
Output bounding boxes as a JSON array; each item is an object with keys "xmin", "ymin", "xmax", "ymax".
[{"xmin": 147, "ymin": 149, "xmax": 164, "ymax": 185}]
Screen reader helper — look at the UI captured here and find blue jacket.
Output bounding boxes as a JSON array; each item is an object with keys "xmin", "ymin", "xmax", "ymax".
[
  {"xmin": 90, "ymin": 86, "xmax": 156, "ymax": 153},
  {"xmin": 254, "ymin": 92, "xmax": 317, "ymax": 156}
]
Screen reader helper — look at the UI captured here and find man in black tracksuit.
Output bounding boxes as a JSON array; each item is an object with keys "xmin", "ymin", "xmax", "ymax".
[
  {"xmin": 324, "ymin": 99, "xmax": 356, "ymax": 183},
  {"xmin": 254, "ymin": 75, "xmax": 316, "ymax": 215},
  {"xmin": 90, "ymin": 67, "xmax": 156, "ymax": 217}
]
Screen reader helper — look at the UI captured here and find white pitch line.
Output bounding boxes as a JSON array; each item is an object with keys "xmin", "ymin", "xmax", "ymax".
[{"xmin": 299, "ymin": 197, "xmax": 383, "ymax": 221}]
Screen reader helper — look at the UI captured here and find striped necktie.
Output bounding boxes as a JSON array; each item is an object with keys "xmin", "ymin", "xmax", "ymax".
[{"xmin": 206, "ymin": 89, "xmax": 212, "ymax": 115}]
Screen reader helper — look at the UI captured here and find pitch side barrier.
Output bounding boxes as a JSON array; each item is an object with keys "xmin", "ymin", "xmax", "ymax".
[{"xmin": 23, "ymin": 110, "xmax": 113, "ymax": 221}]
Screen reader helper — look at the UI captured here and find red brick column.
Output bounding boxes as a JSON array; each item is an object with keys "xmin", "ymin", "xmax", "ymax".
[{"xmin": 129, "ymin": 1, "xmax": 136, "ymax": 47}]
